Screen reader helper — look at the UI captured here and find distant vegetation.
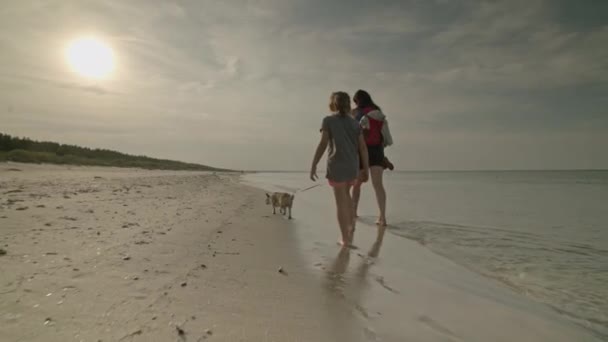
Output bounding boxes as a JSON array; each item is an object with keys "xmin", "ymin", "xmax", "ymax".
[{"xmin": 0, "ymin": 132, "xmax": 227, "ymax": 171}]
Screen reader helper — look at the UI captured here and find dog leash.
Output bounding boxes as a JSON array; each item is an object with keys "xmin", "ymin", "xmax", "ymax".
[{"xmin": 295, "ymin": 184, "xmax": 321, "ymax": 193}]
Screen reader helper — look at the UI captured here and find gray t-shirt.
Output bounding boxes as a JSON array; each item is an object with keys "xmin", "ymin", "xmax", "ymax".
[{"xmin": 321, "ymin": 114, "xmax": 361, "ymax": 182}]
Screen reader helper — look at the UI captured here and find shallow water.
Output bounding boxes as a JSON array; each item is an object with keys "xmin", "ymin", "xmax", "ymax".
[{"xmin": 244, "ymin": 170, "xmax": 608, "ymax": 340}]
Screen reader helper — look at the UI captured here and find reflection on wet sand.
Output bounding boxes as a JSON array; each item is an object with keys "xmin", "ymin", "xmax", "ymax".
[
  {"xmin": 324, "ymin": 247, "xmax": 351, "ymax": 296},
  {"xmin": 369, "ymin": 226, "xmax": 386, "ymax": 258},
  {"xmin": 320, "ymin": 227, "xmax": 389, "ymax": 341},
  {"xmin": 355, "ymin": 226, "xmax": 387, "ymax": 281},
  {"xmin": 322, "ymin": 247, "xmax": 366, "ymax": 341}
]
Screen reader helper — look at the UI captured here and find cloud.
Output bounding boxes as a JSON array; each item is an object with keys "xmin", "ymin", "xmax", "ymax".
[
  {"xmin": 56, "ymin": 83, "xmax": 113, "ymax": 95},
  {"xmin": 0, "ymin": 0, "xmax": 607, "ymax": 170}
]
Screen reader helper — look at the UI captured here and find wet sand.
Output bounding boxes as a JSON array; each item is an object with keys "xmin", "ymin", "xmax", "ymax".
[
  {"xmin": 0, "ymin": 163, "xmax": 363, "ymax": 341},
  {"xmin": 244, "ymin": 172, "xmax": 603, "ymax": 342}
]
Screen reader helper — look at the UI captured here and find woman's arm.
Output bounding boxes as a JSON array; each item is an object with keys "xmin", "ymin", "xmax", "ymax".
[
  {"xmin": 382, "ymin": 118, "xmax": 393, "ymax": 147},
  {"xmin": 358, "ymin": 133, "xmax": 369, "ymax": 182},
  {"xmin": 310, "ymin": 130, "xmax": 329, "ymax": 181}
]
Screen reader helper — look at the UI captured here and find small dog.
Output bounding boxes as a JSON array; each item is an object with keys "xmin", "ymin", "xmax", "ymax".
[{"xmin": 265, "ymin": 192, "xmax": 295, "ymax": 219}]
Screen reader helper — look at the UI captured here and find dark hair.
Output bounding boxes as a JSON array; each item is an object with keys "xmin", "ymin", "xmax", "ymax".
[{"xmin": 353, "ymin": 89, "xmax": 380, "ymax": 111}]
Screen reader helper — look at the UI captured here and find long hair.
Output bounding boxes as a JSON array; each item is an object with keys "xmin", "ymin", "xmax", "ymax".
[
  {"xmin": 329, "ymin": 91, "xmax": 351, "ymax": 117},
  {"xmin": 353, "ymin": 89, "xmax": 380, "ymax": 111}
]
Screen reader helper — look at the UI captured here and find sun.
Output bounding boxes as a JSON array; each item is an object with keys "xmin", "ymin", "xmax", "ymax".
[{"xmin": 65, "ymin": 37, "xmax": 115, "ymax": 79}]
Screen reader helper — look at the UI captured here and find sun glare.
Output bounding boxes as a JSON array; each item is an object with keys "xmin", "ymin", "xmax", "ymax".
[{"xmin": 66, "ymin": 37, "xmax": 115, "ymax": 79}]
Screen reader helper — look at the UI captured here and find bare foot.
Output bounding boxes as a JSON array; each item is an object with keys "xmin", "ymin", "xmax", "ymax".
[
  {"xmin": 376, "ymin": 218, "xmax": 387, "ymax": 227},
  {"xmin": 337, "ymin": 240, "xmax": 358, "ymax": 249}
]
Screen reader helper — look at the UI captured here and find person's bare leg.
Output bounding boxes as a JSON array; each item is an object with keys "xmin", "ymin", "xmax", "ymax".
[
  {"xmin": 333, "ymin": 184, "xmax": 354, "ymax": 246},
  {"xmin": 370, "ymin": 166, "xmax": 387, "ymax": 226},
  {"xmin": 352, "ymin": 181, "xmax": 362, "ymax": 218},
  {"xmin": 346, "ymin": 185, "xmax": 356, "ymax": 244}
]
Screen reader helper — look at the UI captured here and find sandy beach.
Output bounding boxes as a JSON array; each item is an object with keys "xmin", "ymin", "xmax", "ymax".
[
  {"xmin": 1, "ymin": 163, "xmax": 602, "ymax": 341},
  {"xmin": 0, "ymin": 163, "xmax": 360, "ymax": 341}
]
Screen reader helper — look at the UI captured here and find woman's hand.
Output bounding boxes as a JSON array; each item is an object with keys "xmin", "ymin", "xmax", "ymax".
[
  {"xmin": 310, "ymin": 166, "xmax": 318, "ymax": 181},
  {"xmin": 360, "ymin": 168, "xmax": 369, "ymax": 183}
]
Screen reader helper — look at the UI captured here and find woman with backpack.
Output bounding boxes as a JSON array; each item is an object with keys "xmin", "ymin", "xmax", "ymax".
[{"xmin": 351, "ymin": 89, "xmax": 393, "ymax": 226}]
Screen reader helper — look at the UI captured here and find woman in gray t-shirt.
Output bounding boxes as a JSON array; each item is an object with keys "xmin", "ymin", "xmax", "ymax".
[{"xmin": 310, "ymin": 92, "xmax": 369, "ymax": 247}]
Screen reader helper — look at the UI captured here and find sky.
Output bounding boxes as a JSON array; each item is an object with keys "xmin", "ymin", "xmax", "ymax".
[{"xmin": 1, "ymin": 0, "xmax": 607, "ymax": 171}]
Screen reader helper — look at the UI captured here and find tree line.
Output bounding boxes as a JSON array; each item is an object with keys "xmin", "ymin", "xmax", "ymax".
[{"xmin": 0, "ymin": 132, "xmax": 224, "ymax": 171}]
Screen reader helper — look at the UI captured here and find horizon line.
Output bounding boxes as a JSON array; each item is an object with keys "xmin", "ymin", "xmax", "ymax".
[{"xmin": 246, "ymin": 168, "xmax": 608, "ymax": 173}]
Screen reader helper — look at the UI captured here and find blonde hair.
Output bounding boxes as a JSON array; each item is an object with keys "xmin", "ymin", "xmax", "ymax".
[{"xmin": 329, "ymin": 91, "xmax": 351, "ymax": 116}]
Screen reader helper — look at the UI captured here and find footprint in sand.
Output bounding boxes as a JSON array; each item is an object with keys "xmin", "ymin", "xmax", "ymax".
[
  {"xmin": 418, "ymin": 315, "xmax": 462, "ymax": 341},
  {"xmin": 375, "ymin": 276, "xmax": 399, "ymax": 294}
]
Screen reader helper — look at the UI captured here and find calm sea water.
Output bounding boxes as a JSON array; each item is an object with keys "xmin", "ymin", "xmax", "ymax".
[{"xmin": 246, "ymin": 170, "xmax": 608, "ymax": 338}]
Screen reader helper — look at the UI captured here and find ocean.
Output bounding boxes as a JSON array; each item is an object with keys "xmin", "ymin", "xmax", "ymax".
[{"xmin": 244, "ymin": 170, "xmax": 608, "ymax": 339}]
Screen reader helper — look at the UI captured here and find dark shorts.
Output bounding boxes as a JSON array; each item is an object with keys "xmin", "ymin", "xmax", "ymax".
[{"xmin": 360, "ymin": 145, "xmax": 384, "ymax": 169}]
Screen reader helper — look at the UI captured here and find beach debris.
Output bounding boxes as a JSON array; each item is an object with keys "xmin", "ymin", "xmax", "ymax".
[
  {"xmin": 133, "ymin": 276, "xmax": 139, "ymax": 281},
  {"xmin": 43, "ymin": 317, "xmax": 53, "ymax": 326},
  {"xmin": 180, "ymin": 282, "xmax": 187, "ymax": 287},
  {"xmin": 122, "ymin": 256, "xmax": 131, "ymax": 261},
  {"xmin": 278, "ymin": 267, "xmax": 287, "ymax": 275},
  {"xmin": 120, "ymin": 329, "xmax": 143, "ymax": 340},
  {"xmin": 5, "ymin": 189, "xmax": 23, "ymax": 194},
  {"xmin": 200, "ymin": 264, "xmax": 207, "ymax": 269},
  {"xmin": 0, "ymin": 248, "xmax": 6, "ymax": 256},
  {"xmin": 176, "ymin": 325, "xmax": 186, "ymax": 336},
  {"xmin": 205, "ymin": 329, "xmax": 213, "ymax": 335}
]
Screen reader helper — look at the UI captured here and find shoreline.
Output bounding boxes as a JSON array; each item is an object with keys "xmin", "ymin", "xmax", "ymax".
[{"xmin": 244, "ymin": 172, "xmax": 603, "ymax": 342}]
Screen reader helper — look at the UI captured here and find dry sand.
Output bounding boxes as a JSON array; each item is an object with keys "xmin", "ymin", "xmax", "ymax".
[{"xmin": 0, "ymin": 163, "xmax": 360, "ymax": 341}]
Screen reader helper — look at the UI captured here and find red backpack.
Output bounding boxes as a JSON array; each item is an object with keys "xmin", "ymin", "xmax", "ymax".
[{"xmin": 360, "ymin": 107, "xmax": 383, "ymax": 146}]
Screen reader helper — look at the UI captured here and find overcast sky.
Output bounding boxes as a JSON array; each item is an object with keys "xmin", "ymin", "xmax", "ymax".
[{"xmin": 1, "ymin": 0, "xmax": 607, "ymax": 170}]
